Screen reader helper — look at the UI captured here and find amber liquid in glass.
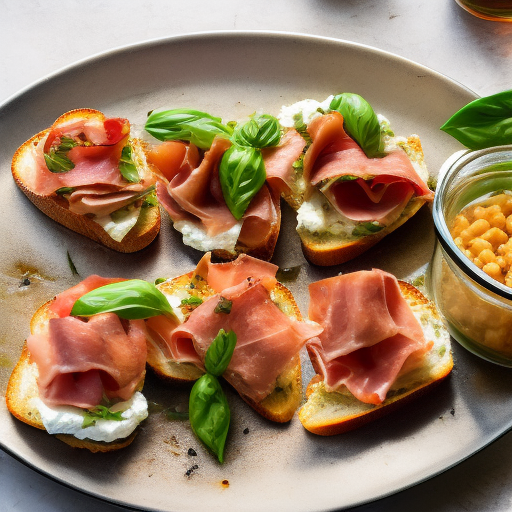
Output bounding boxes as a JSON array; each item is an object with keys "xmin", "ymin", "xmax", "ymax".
[{"xmin": 455, "ymin": 0, "xmax": 512, "ymax": 21}]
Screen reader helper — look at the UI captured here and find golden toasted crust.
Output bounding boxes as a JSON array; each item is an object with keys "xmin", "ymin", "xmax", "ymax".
[
  {"xmin": 11, "ymin": 109, "xmax": 160, "ymax": 253},
  {"xmin": 298, "ymin": 280, "xmax": 453, "ymax": 435},
  {"xmin": 300, "ymin": 196, "xmax": 427, "ymax": 266},
  {"xmin": 149, "ymin": 274, "xmax": 303, "ymax": 423},
  {"xmin": 6, "ymin": 298, "xmax": 145, "ymax": 452}
]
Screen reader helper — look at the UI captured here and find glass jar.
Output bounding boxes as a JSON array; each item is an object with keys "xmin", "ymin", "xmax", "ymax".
[{"xmin": 427, "ymin": 145, "xmax": 512, "ymax": 366}]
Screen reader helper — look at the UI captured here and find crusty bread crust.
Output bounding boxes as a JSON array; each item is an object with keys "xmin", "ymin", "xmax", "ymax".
[
  {"xmin": 149, "ymin": 274, "xmax": 304, "ymax": 423},
  {"xmin": 6, "ymin": 298, "xmax": 146, "ymax": 452},
  {"xmin": 298, "ymin": 280, "xmax": 453, "ymax": 435},
  {"xmin": 11, "ymin": 109, "xmax": 160, "ymax": 253},
  {"xmin": 300, "ymin": 197, "xmax": 427, "ymax": 266}
]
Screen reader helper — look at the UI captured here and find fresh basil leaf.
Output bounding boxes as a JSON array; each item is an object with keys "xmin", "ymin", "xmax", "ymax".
[
  {"xmin": 145, "ymin": 109, "xmax": 233, "ymax": 150},
  {"xmin": 181, "ymin": 296, "xmax": 203, "ymax": 306},
  {"xmin": 82, "ymin": 405, "xmax": 124, "ymax": 429},
  {"xmin": 44, "ymin": 151, "xmax": 75, "ymax": 173},
  {"xmin": 204, "ymin": 329, "xmax": 237, "ymax": 377},
  {"xmin": 232, "ymin": 114, "xmax": 281, "ymax": 149},
  {"xmin": 154, "ymin": 277, "xmax": 167, "ymax": 285},
  {"xmin": 330, "ymin": 93, "xmax": 384, "ymax": 158},
  {"xmin": 214, "ymin": 297, "xmax": 232, "ymax": 314},
  {"xmin": 58, "ymin": 136, "xmax": 79, "ymax": 152},
  {"xmin": 189, "ymin": 373, "xmax": 230, "ymax": 463},
  {"xmin": 142, "ymin": 191, "xmax": 158, "ymax": 207},
  {"xmin": 71, "ymin": 279, "xmax": 174, "ymax": 319},
  {"xmin": 440, "ymin": 90, "xmax": 512, "ymax": 149},
  {"xmin": 352, "ymin": 222, "xmax": 384, "ymax": 237},
  {"xmin": 219, "ymin": 145, "xmax": 266, "ymax": 220},
  {"xmin": 118, "ymin": 145, "xmax": 140, "ymax": 183}
]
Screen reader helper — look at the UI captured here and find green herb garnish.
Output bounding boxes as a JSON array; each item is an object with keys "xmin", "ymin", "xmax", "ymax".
[
  {"xmin": 44, "ymin": 136, "xmax": 78, "ymax": 173},
  {"xmin": 118, "ymin": 145, "xmax": 140, "ymax": 183},
  {"xmin": 352, "ymin": 222, "xmax": 384, "ymax": 237},
  {"xmin": 67, "ymin": 251, "xmax": 79, "ymax": 276},
  {"xmin": 219, "ymin": 145, "xmax": 266, "ymax": 220},
  {"xmin": 82, "ymin": 405, "xmax": 124, "ymax": 429},
  {"xmin": 293, "ymin": 112, "xmax": 311, "ymax": 144},
  {"xmin": 232, "ymin": 114, "xmax": 281, "ymax": 149},
  {"xmin": 204, "ymin": 329, "xmax": 237, "ymax": 377},
  {"xmin": 55, "ymin": 187, "xmax": 75, "ymax": 195},
  {"xmin": 330, "ymin": 93, "xmax": 384, "ymax": 158},
  {"xmin": 145, "ymin": 109, "xmax": 233, "ymax": 150},
  {"xmin": 71, "ymin": 279, "xmax": 175, "ymax": 320},
  {"xmin": 181, "ymin": 296, "xmax": 204, "ymax": 306},
  {"xmin": 214, "ymin": 297, "xmax": 233, "ymax": 314},
  {"xmin": 440, "ymin": 90, "xmax": 512, "ymax": 149}
]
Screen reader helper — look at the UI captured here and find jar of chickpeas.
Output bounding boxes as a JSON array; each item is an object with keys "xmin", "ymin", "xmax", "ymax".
[{"xmin": 428, "ymin": 145, "xmax": 512, "ymax": 366}]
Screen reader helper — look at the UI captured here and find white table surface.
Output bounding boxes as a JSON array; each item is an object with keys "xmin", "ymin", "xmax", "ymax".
[{"xmin": 2, "ymin": 1, "xmax": 512, "ymax": 511}]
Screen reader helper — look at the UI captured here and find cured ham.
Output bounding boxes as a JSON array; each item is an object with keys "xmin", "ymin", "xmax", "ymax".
[
  {"xmin": 262, "ymin": 129, "xmax": 307, "ymax": 195},
  {"xmin": 28, "ymin": 276, "xmax": 147, "ymax": 408},
  {"xmin": 303, "ymin": 112, "xmax": 433, "ymax": 225},
  {"xmin": 307, "ymin": 269, "xmax": 431, "ymax": 405},
  {"xmin": 169, "ymin": 279, "xmax": 323, "ymax": 402},
  {"xmin": 26, "ymin": 115, "xmax": 155, "ymax": 216},
  {"xmin": 153, "ymin": 136, "xmax": 279, "ymax": 253},
  {"xmin": 194, "ymin": 252, "xmax": 278, "ymax": 292}
]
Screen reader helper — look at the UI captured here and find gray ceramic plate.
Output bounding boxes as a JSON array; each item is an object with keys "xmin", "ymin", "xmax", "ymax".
[{"xmin": 1, "ymin": 32, "xmax": 510, "ymax": 512}]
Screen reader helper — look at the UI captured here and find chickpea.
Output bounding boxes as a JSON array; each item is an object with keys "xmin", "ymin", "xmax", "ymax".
[
  {"xmin": 478, "ymin": 249, "xmax": 497, "ymax": 265},
  {"xmin": 450, "ymin": 214, "xmax": 470, "ymax": 238},
  {"xmin": 459, "ymin": 219, "xmax": 491, "ymax": 244},
  {"xmin": 468, "ymin": 237, "xmax": 493, "ymax": 256},
  {"xmin": 480, "ymin": 227, "xmax": 509, "ymax": 250},
  {"xmin": 482, "ymin": 262, "xmax": 505, "ymax": 283}
]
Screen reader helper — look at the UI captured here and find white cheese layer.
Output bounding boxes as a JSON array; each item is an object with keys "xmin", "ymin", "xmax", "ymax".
[
  {"xmin": 173, "ymin": 220, "xmax": 242, "ymax": 253},
  {"xmin": 278, "ymin": 96, "xmax": 334, "ymax": 128},
  {"xmin": 35, "ymin": 392, "xmax": 148, "ymax": 443},
  {"xmin": 94, "ymin": 205, "xmax": 141, "ymax": 242}
]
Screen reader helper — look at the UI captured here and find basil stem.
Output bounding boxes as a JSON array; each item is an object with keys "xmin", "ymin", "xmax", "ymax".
[
  {"xmin": 70, "ymin": 279, "xmax": 175, "ymax": 320},
  {"xmin": 232, "ymin": 114, "xmax": 282, "ymax": 149},
  {"xmin": 82, "ymin": 405, "xmax": 124, "ymax": 429},
  {"xmin": 189, "ymin": 373, "xmax": 230, "ymax": 463},
  {"xmin": 330, "ymin": 93, "xmax": 384, "ymax": 158},
  {"xmin": 440, "ymin": 90, "xmax": 512, "ymax": 150},
  {"xmin": 118, "ymin": 145, "xmax": 140, "ymax": 183},
  {"xmin": 144, "ymin": 109, "xmax": 233, "ymax": 150},
  {"xmin": 219, "ymin": 145, "xmax": 266, "ymax": 220},
  {"xmin": 204, "ymin": 329, "xmax": 237, "ymax": 377}
]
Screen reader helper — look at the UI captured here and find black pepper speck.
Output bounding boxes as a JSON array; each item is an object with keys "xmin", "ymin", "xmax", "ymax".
[
  {"xmin": 243, "ymin": 428, "xmax": 249, "ymax": 435},
  {"xmin": 188, "ymin": 448, "xmax": 197, "ymax": 456}
]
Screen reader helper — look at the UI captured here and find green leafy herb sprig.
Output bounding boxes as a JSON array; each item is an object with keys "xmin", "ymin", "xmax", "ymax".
[
  {"xmin": 44, "ymin": 136, "xmax": 78, "ymax": 173},
  {"xmin": 329, "ymin": 93, "xmax": 384, "ymax": 158},
  {"xmin": 189, "ymin": 329, "xmax": 237, "ymax": 463},
  {"xmin": 118, "ymin": 145, "xmax": 141, "ymax": 183},
  {"xmin": 144, "ymin": 109, "xmax": 282, "ymax": 220},
  {"xmin": 440, "ymin": 90, "xmax": 512, "ymax": 150},
  {"xmin": 82, "ymin": 405, "xmax": 124, "ymax": 429},
  {"xmin": 70, "ymin": 279, "xmax": 176, "ymax": 320}
]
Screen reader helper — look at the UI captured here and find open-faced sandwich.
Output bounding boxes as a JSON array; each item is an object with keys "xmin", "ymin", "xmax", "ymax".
[
  {"xmin": 271, "ymin": 94, "xmax": 434, "ymax": 266},
  {"xmin": 143, "ymin": 110, "xmax": 304, "ymax": 261},
  {"xmin": 6, "ymin": 275, "xmax": 149, "ymax": 452},
  {"xmin": 299, "ymin": 269, "xmax": 452, "ymax": 435},
  {"xmin": 12, "ymin": 109, "xmax": 160, "ymax": 252}
]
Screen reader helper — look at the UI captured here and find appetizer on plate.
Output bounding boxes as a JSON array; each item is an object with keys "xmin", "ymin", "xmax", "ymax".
[
  {"xmin": 6, "ymin": 276, "xmax": 149, "ymax": 452},
  {"xmin": 299, "ymin": 269, "xmax": 452, "ymax": 435},
  {"xmin": 274, "ymin": 94, "xmax": 434, "ymax": 266},
  {"xmin": 144, "ymin": 110, "xmax": 303, "ymax": 261},
  {"xmin": 145, "ymin": 252, "xmax": 322, "ymax": 423},
  {"xmin": 12, "ymin": 109, "xmax": 160, "ymax": 252}
]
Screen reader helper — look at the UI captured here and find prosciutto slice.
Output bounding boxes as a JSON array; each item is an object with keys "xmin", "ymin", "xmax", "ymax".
[
  {"xmin": 303, "ymin": 112, "xmax": 432, "ymax": 225},
  {"xmin": 154, "ymin": 137, "xmax": 280, "ymax": 250},
  {"xmin": 263, "ymin": 129, "xmax": 307, "ymax": 195},
  {"xmin": 28, "ymin": 313, "xmax": 147, "ymax": 408},
  {"xmin": 169, "ymin": 280, "xmax": 323, "ymax": 402},
  {"xmin": 307, "ymin": 269, "xmax": 431, "ymax": 405},
  {"xmin": 28, "ymin": 275, "xmax": 147, "ymax": 408}
]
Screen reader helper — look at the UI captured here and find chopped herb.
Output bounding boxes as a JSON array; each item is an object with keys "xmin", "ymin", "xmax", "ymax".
[
  {"xmin": 411, "ymin": 275, "xmax": 425, "ymax": 288},
  {"xmin": 166, "ymin": 409, "xmax": 189, "ymax": 421},
  {"xmin": 439, "ymin": 345, "xmax": 446, "ymax": 357},
  {"xmin": 44, "ymin": 136, "xmax": 78, "ymax": 173},
  {"xmin": 293, "ymin": 112, "xmax": 311, "ymax": 144},
  {"xmin": 67, "ymin": 251, "xmax": 79, "ymax": 276},
  {"xmin": 352, "ymin": 222, "xmax": 384, "ymax": 237},
  {"xmin": 154, "ymin": 277, "xmax": 167, "ymax": 285},
  {"xmin": 82, "ymin": 405, "xmax": 124, "ymax": 428},
  {"xmin": 55, "ymin": 187, "xmax": 75, "ymax": 195},
  {"xmin": 142, "ymin": 192, "xmax": 158, "ymax": 207},
  {"xmin": 434, "ymin": 325, "xmax": 442, "ymax": 338},
  {"xmin": 181, "ymin": 296, "xmax": 203, "ymax": 306},
  {"xmin": 118, "ymin": 145, "xmax": 140, "ymax": 183},
  {"xmin": 214, "ymin": 297, "xmax": 233, "ymax": 314}
]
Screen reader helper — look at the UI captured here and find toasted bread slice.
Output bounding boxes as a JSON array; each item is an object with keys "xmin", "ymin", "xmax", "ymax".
[
  {"xmin": 299, "ymin": 196, "xmax": 428, "ymax": 266},
  {"xmin": 6, "ymin": 298, "xmax": 146, "ymax": 452},
  {"xmin": 298, "ymin": 281, "xmax": 453, "ymax": 435},
  {"xmin": 148, "ymin": 273, "xmax": 304, "ymax": 423},
  {"xmin": 12, "ymin": 109, "xmax": 160, "ymax": 253}
]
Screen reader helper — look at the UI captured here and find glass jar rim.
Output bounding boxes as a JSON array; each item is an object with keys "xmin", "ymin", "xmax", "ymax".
[{"xmin": 433, "ymin": 145, "xmax": 512, "ymax": 301}]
